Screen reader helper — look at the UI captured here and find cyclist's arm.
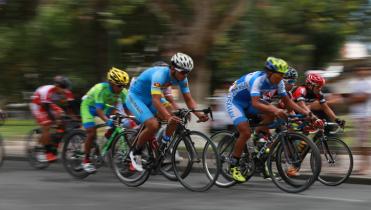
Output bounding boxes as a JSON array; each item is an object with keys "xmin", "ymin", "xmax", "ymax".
[
  {"xmin": 96, "ymin": 108, "xmax": 109, "ymax": 122},
  {"xmin": 41, "ymin": 103, "xmax": 57, "ymax": 122},
  {"xmin": 281, "ymin": 95, "xmax": 310, "ymax": 115},
  {"xmin": 320, "ymin": 102, "xmax": 337, "ymax": 121},
  {"xmin": 66, "ymin": 100, "xmax": 78, "ymax": 118},
  {"xmin": 164, "ymin": 94, "xmax": 179, "ymax": 110},
  {"xmin": 152, "ymin": 94, "xmax": 172, "ymax": 121},
  {"xmin": 251, "ymin": 96, "xmax": 280, "ymax": 113}
]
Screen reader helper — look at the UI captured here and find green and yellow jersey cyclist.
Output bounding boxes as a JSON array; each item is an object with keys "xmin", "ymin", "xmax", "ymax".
[
  {"xmin": 126, "ymin": 52, "xmax": 209, "ymax": 172},
  {"xmin": 81, "ymin": 67, "xmax": 130, "ymax": 173}
]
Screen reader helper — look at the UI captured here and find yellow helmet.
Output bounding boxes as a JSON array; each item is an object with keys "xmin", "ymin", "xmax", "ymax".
[
  {"xmin": 107, "ymin": 67, "xmax": 130, "ymax": 85},
  {"xmin": 265, "ymin": 57, "xmax": 288, "ymax": 74}
]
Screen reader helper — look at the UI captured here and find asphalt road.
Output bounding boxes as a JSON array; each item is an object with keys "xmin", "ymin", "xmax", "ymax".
[{"xmin": 0, "ymin": 160, "xmax": 370, "ymax": 210}]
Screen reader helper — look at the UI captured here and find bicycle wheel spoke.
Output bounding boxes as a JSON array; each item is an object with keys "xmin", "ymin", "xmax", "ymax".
[
  {"xmin": 173, "ymin": 131, "xmax": 220, "ymax": 192},
  {"xmin": 316, "ymin": 137, "xmax": 353, "ymax": 186}
]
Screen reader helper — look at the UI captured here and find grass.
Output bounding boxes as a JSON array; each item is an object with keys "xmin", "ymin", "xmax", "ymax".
[{"xmin": 0, "ymin": 119, "xmax": 37, "ymax": 140}]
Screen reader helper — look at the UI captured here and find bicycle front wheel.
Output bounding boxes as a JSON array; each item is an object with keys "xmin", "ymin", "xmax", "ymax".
[
  {"xmin": 267, "ymin": 132, "xmax": 321, "ymax": 193},
  {"xmin": 111, "ymin": 129, "xmax": 151, "ymax": 187},
  {"xmin": 316, "ymin": 137, "xmax": 353, "ymax": 186},
  {"xmin": 173, "ymin": 131, "xmax": 220, "ymax": 192},
  {"xmin": 61, "ymin": 129, "xmax": 98, "ymax": 179}
]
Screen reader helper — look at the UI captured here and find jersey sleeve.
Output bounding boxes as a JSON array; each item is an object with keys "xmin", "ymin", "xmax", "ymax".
[
  {"xmin": 249, "ymin": 76, "xmax": 264, "ymax": 97},
  {"xmin": 42, "ymin": 91, "xmax": 53, "ymax": 104},
  {"xmin": 93, "ymin": 85, "xmax": 105, "ymax": 110},
  {"xmin": 178, "ymin": 78, "xmax": 190, "ymax": 94},
  {"xmin": 65, "ymin": 90, "xmax": 75, "ymax": 101},
  {"xmin": 318, "ymin": 91, "xmax": 327, "ymax": 104},
  {"xmin": 150, "ymin": 71, "xmax": 166, "ymax": 95},
  {"xmin": 292, "ymin": 86, "xmax": 307, "ymax": 102},
  {"xmin": 277, "ymin": 80, "xmax": 287, "ymax": 97}
]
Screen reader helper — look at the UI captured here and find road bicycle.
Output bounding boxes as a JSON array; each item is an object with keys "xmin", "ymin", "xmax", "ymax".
[
  {"xmin": 110, "ymin": 108, "xmax": 220, "ymax": 192},
  {"xmin": 210, "ymin": 114, "xmax": 322, "ymax": 193},
  {"xmin": 26, "ymin": 115, "xmax": 81, "ymax": 169}
]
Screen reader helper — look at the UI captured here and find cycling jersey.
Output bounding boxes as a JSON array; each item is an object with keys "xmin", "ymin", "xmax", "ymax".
[
  {"xmin": 291, "ymin": 86, "xmax": 326, "ymax": 104},
  {"xmin": 30, "ymin": 85, "xmax": 74, "ymax": 126},
  {"xmin": 127, "ymin": 66, "xmax": 190, "ymax": 123},
  {"xmin": 81, "ymin": 82, "xmax": 128, "ymax": 128},
  {"xmin": 226, "ymin": 71, "xmax": 287, "ymax": 126}
]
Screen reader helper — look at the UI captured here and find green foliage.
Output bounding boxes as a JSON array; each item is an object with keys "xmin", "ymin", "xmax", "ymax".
[{"xmin": 209, "ymin": 0, "xmax": 365, "ymax": 87}]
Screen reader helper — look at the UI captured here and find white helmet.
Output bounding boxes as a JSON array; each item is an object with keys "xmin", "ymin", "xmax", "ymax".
[{"xmin": 171, "ymin": 52, "xmax": 194, "ymax": 72}]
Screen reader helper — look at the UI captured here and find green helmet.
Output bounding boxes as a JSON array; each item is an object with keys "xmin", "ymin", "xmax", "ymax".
[{"xmin": 265, "ymin": 57, "xmax": 289, "ymax": 74}]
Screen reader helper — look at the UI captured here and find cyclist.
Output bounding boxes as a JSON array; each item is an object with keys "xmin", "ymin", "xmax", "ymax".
[
  {"xmin": 291, "ymin": 73, "xmax": 345, "ymax": 126},
  {"xmin": 126, "ymin": 52, "xmax": 208, "ymax": 172},
  {"xmin": 30, "ymin": 75, "xmax": 75, "ymax": 162},
  {"xmin": 225, "ymin": 57, "xmax": 312, "ymax": 182},
  {"xmin": 80, "ymin": 67, "xmax": 130, "ymax": 173}
]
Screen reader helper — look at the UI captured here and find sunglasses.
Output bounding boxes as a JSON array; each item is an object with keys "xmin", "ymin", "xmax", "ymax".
[
  {"xmin": 284, "ymin": 79, "xmax": 297, "ymax": 85},
  {"xmin": 115, "ymin": 84, "xmax": 125, "ymax": 88}
]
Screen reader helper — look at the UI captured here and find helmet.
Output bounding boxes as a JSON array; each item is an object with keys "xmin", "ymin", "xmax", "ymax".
[
  {"xmin": 284, "ymin": 66, "xmax": 299, "ymax": 79},
  {"xmin": 107, "ymin": 67, "xmax": 130, "ymax": 86},
  {"xmin": 171, "ymin": 52, "xmax": 194, "ymax": 72},
  {"xmin": 54, "ymin": 75, "xmax": 71, "ymax": 89},
  {"xmin": 265, "ymin": 57, "xmax": 288, "ymax": 74},
  {"xmin": 306, "ymin": 73, "xmax": 325, "ymax": 87}
]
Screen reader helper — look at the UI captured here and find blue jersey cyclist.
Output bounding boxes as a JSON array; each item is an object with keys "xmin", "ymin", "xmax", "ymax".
[
  {"xmin": 126, "ymin": 52, "xmax": 209, "ymax": 171},
  {"xmin": 226, "ymin": 57, "xmax": 311, "ymax": 182}
]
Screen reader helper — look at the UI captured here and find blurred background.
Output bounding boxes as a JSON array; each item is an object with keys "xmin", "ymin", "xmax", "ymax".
[{"xmin": 0, "ymin": 0, "xmax": 370, "ymax": 173}]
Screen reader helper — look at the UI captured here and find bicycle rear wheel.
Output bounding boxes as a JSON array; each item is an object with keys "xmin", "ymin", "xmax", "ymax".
[
  {"xmin": 61, "ymin": 129, "xmax": 99, "ymax": 179},
  {"xmin": 209, "ymin": 131, "xmax": 255, "ymax": 188},
  {"xmin": 111, "ymin": 129, "xmax": 151, "ymax": 187},
  {"xmin": 25, "ymin": 128, "xmax": 49, "ymax": 169},
  {"xmin": 267, "ymin": 132, "xmax": 321, "ymax": 193},
  {"xmin": 316, "ymin": 137, "xmax": 353, "ymax": 186},
  {"xmin": 173, "ymin": 131, "xmax": 220, "ymax": 192}
]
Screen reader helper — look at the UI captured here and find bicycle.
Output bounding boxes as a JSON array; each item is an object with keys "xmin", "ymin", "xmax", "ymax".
[
  {"xmin": 61, "ymin": 113, "xmax": 130, "ymax": 179},
  {"xmin": 210, "ymin": 114, "xmax": 322, "ymax": 193},
  {"xmin": 25, "ymin": 115, "xmax": 81, "ymax": 169},
  {"xmin": 298, "ymin": 120, "xmax": 353, "ymax": 186},
  {"xmin": 110, "ymin": 107, "xmax": 220, "ymax": 192}
]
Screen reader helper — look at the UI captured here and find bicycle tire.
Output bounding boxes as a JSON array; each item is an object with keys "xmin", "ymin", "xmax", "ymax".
[
  {"xmin": 61, "ymin": 129, "xmax": 99, "ymax": 179},
  {"xmin": 316, "ymin": 137, "xmax": 353, "ymax": 186},
  {"xmin": 173, "ymin": 131, "xmax": 220, "ymax": 192},
  {"xmin": 110, "ymin": 129, "xmax": 151, "ymax": 187},
  {"xmin": 156, "ymin": 127, "xmax": 178, "ymax": 181},
  {"xmin": 209, "ymin": 131, "xmax": 256, "ymax": 188},
  {"xmin": 25, "ymin": 128, "xmax": 49, "ymax": 169},
  {"xmin": 267, "ymin": 132, "xmax": 321, "ymax": 193}
]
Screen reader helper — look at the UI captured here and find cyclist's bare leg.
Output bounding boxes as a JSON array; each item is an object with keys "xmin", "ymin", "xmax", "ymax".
[
  {"xmin": 84, "ymin": 127, "xmax": 96, "ymax": 159},
  {"xmin": 135, "ymin": 118, "xmax": 159, "ymax": 150},
  {"xmin": 255, "ymin": 113, "xmax": 275, "ymax": 135},
  {"xmin": 307, "ymin": 101, "xmax": 321, "ymax": 111},
  {"xmin": 232, "ymin": 121, "xmax": 252, "ymax": 158},
  {"xmin": 39, "ymin": 124, "xmax": 51, "ymax": 146},
  {"xmin": 156, "ymin": 105, "xmax": 179, "ymax": 138}
]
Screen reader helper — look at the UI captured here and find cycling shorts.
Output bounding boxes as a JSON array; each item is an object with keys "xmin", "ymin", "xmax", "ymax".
[
  {"xmin": 30, "ymin": 103, "xmax": 64, "ymax": 126},
  {"xmin": 126, "ymin": 92, "xmax": 170, "ymax": 124},
  {"xmin": 225, "ymin": 96, "xmax": 260, "ymax": 126}
]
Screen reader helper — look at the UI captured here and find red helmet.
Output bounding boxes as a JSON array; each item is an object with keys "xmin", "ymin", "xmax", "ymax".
[{"xmin": 306, "ymin": 73, "xmax": 325, "ymax": 87}]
